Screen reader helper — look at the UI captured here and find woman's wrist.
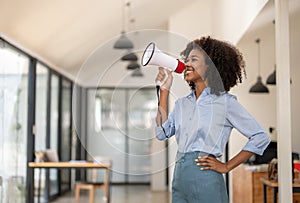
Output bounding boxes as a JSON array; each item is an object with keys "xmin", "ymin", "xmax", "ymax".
[
  {"xmin": 160, "ymin": 88, "xmax": 170, "ymax": 93},
  {"xmin": 224, "ymin": 163, "xmax": 232, "ymax": 173}
]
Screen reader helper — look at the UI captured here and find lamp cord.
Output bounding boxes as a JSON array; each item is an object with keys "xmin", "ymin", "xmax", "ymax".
[
  {"xmin": 156, "ymin": 85, "xmax": 167, "ymax": 137},
  {"xmin": 256, "ymin": 38, "xmax": 261, "ymax": 76}
]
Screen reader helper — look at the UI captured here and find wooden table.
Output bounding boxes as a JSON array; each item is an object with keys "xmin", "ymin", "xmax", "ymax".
[
  {"xmin": 260, "ymin": 177, "xmax": 300, "ymax": 203},
  {"xmin": 28, "ymin": 161, "xmax": 111, "ymax": 203}
]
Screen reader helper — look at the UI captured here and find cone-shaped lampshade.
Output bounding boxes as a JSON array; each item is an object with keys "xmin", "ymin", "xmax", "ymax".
[
  {"xmin": 127, "ymin": 61, "xmax": 140, "ymax": 70},
  {"xmin": 113, "ymin": 32, "xmax": 134, "ymax": 49},
  {"xmin": 266, "ymin": 70, "xmax": 276, "ymax": 85},
  {"xmin": 121, "ymin": 52, "xmax": 138, "ymax": 61},
  {"xmin": 249, "ymin": 76, "xmax": 269, "ymax": 93},
  {"xmin": 131, "ymin": 67, "xmax": 143, "ymax": 77}
]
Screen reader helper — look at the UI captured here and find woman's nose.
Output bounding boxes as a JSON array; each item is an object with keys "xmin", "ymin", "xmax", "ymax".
[{"xmin": 185, "ymin": 62, "xmax": 191, "ymax": 68}]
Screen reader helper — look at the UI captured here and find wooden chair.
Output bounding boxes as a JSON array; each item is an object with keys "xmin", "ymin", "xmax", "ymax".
[{"xmin": 75, "ymin": 157, "xmax": 111, "ymax": 203}]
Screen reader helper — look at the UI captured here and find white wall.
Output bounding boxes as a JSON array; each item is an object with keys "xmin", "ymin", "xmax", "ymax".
[
  {"xmin": 232, "ymin": 5, "xmax": 300, "ymax": 161},
  {"xmin": 211, "ymin": 0, "xmax": 268, "ymax": 44},
  {"xmin": 229, "ymin": 6, "xmax": 300, "ymax": 202},
  {"xmin": 168, "ymin": 0, "xmax": 268, "ymax": 43}
]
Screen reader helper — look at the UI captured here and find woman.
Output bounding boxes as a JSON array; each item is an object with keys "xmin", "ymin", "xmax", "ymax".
[{"xmin": 155, "ymin": 36, "xmax": 271, "ymax": 203}]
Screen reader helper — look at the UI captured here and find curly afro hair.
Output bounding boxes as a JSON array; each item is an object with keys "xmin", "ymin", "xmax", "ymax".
[{"xmin": 181, "ymin": 36, "xmax": 246, "ymax": 95}]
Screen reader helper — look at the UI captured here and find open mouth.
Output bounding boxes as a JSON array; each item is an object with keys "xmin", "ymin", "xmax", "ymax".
[{"xmin": 185, "ymin": 68, "xmax": 194, "ymax": 75}]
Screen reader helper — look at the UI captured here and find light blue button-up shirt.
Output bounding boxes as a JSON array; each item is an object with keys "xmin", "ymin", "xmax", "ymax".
[{"xmin": 155, "ymin": 87, "xmax": 271, "ymax": 157}]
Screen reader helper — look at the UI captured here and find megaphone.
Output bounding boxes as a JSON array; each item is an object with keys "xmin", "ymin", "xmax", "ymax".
[{"xmin": 141, "ymin": 42, "xmax": 185, "ymax": 74}]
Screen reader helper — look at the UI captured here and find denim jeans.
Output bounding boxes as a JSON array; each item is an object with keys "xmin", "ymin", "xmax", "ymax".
[{"xmin": 172, "ymin": 151, "xmax": 228, "ymax": 203}]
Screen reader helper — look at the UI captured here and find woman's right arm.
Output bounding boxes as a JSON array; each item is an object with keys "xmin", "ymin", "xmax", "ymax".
[
  {"xmin": 156, "ymin": 88, "xmax": 169, "ymax": 126},
  {"xmin": 155, "ymin": 67, "xmax": 175, "ymax": 140},
  {"xmin": 155, "ymin": 67, "xmax": 173, "ymax": 126}
]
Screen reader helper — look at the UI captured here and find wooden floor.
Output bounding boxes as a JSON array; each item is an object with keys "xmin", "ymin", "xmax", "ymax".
[{"xmin": 52, "ymin": 185, "xmax": 170, "ymax": 203}]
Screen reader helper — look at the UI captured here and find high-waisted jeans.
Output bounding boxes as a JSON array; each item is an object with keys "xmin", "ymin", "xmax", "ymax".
[{"xmin": 172, "ymin": 151, "xmax": 228, "ymax": 203}]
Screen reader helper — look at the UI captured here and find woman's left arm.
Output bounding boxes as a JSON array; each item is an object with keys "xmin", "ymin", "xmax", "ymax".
[
  {"xmin": 195, "ymin": 150, "xmax": 254, "ymax": 173},
  {"xmin": 196, "ymin": 95, "xmax": 271, "ymax": 173}
]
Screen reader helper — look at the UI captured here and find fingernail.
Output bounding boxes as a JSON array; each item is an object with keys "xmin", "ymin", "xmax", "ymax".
[
  {"xmin": 194, "ymin": 159, "xmax": 198, "ymax": 162},
  {"xmin": 200, "ymin": 168, "xmax": 204, "ymax": 170},
  {"xmin": 198, "ymin": 156, "xmax": 202, "ymax": 159},
  {"xmin": 197, "ymin": 163, "xmax": 200, "ymax": 166}
]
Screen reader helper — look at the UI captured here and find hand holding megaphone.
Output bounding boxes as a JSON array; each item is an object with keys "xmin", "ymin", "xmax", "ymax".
[
  {"xmin": 141, "ymin": 42, "xmax": 185, "ymax": 86},
  {"xmin": 155, "ymin": 67, "xmax": 173, "ymax": 90}
]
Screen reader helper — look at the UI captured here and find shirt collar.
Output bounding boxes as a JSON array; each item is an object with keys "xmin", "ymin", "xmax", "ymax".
[{"xmin": 186, "ymin": 87, "xmax": 211, "ymax": 101}]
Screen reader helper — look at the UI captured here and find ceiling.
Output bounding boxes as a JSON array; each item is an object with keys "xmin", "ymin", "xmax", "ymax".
[
  {"xmin": 243, "ymin": 0, "xmax": 300, "ymax": 38},
  {"xmin": 1, "ymin": 0, "xmax": 299, "ymax": 85},
  {"xmin": 0, "ymin": 0, "xmax": 195, "ymax": 80}
]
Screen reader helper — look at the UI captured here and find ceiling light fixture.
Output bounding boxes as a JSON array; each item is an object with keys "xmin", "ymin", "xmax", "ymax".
[
  {"xmin": 249, "ymin": 38, "xmax": 269, "ymax": 93},
  {"xmin": 266, "ymin": 20, "xmax": 276, "ymax": 85},
  {"xmin": 131, "ymin": 67, "xmax": 144, "ymax": 77},
  {"xmin": 127, "ymin": 61, "xmax": 140, "ymax": 70},
  {"xmin": 113, "ymin": 1, "xmax": 134, "ymax": 49},
  {"xmin": 121, "ymin": 51, "xmax": 138, "ymax": 61},
  {"xmin": 266, "ymin": 65, "xmax": 276, "ymax": 85}
]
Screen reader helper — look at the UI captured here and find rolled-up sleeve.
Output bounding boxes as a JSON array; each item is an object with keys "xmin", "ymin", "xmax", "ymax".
[
  {"xmin": 227, "ymin": 96, "xmax": 271, "ymax": 155},
  {"xmin": 155, "ymin": 106, "xmax": 176, "ymax": 140}
]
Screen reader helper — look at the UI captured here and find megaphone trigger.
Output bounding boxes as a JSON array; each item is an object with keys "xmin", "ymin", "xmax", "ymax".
[{"xmin": 155, "ymin": 80, "xmax": 163, "ymax": 87}]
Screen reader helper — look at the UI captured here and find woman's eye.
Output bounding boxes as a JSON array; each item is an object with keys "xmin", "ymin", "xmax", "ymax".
[{"xmin": 184, "ymin": 57, "xmax": 197, "ymax": 63}]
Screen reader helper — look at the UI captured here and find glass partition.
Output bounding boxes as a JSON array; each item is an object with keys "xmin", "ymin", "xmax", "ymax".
[
  {"xmin": 87, "ymin": 89, "xmax": 126, "ymax": 183},
  {"xmin": 60, "ymin": 79, "xmax": 72, "ymax": 192},
  {"xmin": 0, "ymin": 41, "xmax": 29, "ymax": 202},
  {"xmin": 49, "ymin": 73, "xmax": 59, "ymax": 196},
  {"xmin": 127, "ymin": 89, "xmax": 157, "ymax": 182},
  {"xmin": 0, "ymin": 39, "xmax": 78, "ymax": 202},
  {"xmin": 34, "ymin": 63, "xmax": 49, "ymax": 200},
  {"xmin": 86, "ymin": 87, "xmax": 157, "ymax": 183}
]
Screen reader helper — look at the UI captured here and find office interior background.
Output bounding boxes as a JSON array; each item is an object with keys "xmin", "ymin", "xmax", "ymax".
[{"xmin": 0, "ymin": 0, "xmax": 300, "ymax": 202}]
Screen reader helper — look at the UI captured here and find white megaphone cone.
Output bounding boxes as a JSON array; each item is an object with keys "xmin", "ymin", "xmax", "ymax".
[{"xmin": 141, "ymin": 42, "xmax": 185, "ymax": 86}]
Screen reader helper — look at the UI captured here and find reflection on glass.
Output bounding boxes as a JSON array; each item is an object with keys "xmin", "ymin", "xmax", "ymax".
[
  {"xmin": 35, "ymin": 63, "xmax": 49, "ymax": 199},
  {"xmin": 128, "ymin": 89, "xmax": 156, "ymax": 182},
  {"xmin": 94, "ymin": 97, "xmax": 102, "ymax": 132},
  {"xmin": 0, "ymin": 42, "xmax": 29, "ymax": 202},
  {"xmin": 87, "ymin": 88, "xmax": 157, "ymax": 183},
  {"xmin": 49, "ymin": 74, "xmax": 59, "ymax": 196},
  {"xmin": 35, "ymin": 63, "xmax": 48, "ymax": 151},
  {"xmin": 88, "ymin": 89, "xmax": 126, "ymax": 183},
  {"xmin": 60, "ymin": 79, "xmax": 71, "ymax": 192},
  {"xmin": 96, "ymin": 89, "xmax": 126, "ymax": 130}
]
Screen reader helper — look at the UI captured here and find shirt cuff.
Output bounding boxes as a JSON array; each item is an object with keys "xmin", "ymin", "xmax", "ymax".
[
  {"xmin": 242, "ymin": 139, "xmax": 270, "ymax": 156},
  {"xmin": 155, "ymin": 125, "xmax": 167, "ymax": 140}
]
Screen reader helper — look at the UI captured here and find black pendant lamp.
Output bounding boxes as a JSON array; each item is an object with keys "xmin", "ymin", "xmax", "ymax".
[
  {"xmin": 127, "ymin": 61, "xmax": 140, "ymax": 70},
  {"xmin": 131, "ymin": 67, "xmax": 144, "ymax": 77},
  {"xmin": 114, "ymin": 32, "xmax": 134, "ymax": 49},
  {"xmin": 266, "ymin": 20, "xmax": 276, "ymax": 86},
  {"xmin": 249, "ymin": 76, "xmax": 269, "ymax": 92},
  {"xmin": 113, "ymin": 1, "xmax": 134, "ymax": 49},
  {"xmin": 266, "ymin": 65, "xmax": 276, "ymax": 85},
  {"xmin": 121, "ymin": 51, "xmax": 138, "ymax": 61},
  {"xmin": 249, "ymin": 39, "xmax": 269, "ymax": 93}
]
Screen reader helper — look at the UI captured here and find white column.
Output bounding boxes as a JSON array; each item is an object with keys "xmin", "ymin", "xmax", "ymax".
[{"xmin": 275, "ymin": 0, "xmax": 293, "ymax": 202}]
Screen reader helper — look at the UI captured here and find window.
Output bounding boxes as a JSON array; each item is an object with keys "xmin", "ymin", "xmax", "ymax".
[
  {"xmin": 0, "ymin": 40, "xmax": 29, "ymax": 202},
  {"xmin": 60, "ymin": 79, "xmax": 72, "ymax": 192},
  {"xmin": 87, "ymin": 87, "xmax": 158, "ymax": 183}
]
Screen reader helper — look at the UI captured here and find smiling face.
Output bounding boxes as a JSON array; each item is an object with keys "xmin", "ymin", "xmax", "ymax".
[{"xmin": 184, "ymin": 49, "xmax": 208, "ymax": 84}]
